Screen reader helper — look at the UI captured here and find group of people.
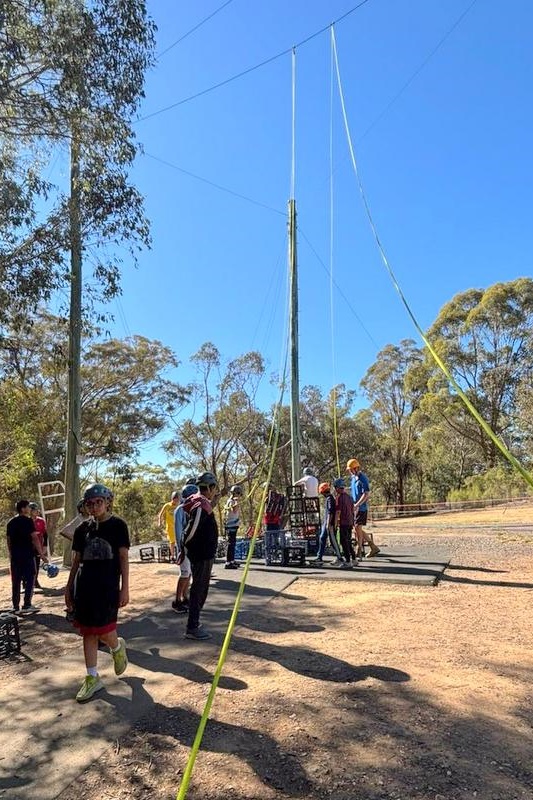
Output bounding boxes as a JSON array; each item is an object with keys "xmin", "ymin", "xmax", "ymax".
[{"xmin": 6, "ymin": 500, "xmax": 49, "ymax": 614}]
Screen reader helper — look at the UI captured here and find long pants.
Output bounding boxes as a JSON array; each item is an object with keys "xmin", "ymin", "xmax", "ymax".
[
  {"xmin": 187, "ymin": 558, "xmax": 214, "ymax": 631},
  {"xmin": 11, "ymin": 559, "xmax": 36, "ymax": 610},
  {"xmin": 225, "ymin": 525, "xmax": 239, "ymax": 562},
  {"xmin": 339, "ymin": 525, "xmax": 354, "ymax": 563},
  {"xmin": 317, "ymin": 523, "xmax": 343, "ymax": 560}
]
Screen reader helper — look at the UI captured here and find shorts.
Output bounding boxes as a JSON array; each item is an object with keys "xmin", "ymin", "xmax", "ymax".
[
  {"xmin": 178, "ymin": 554, "xmax": 191, "ymax": 579},
  {"xmin": 355, "ymin": 509, "xmax": 368, "ymax": 526}
]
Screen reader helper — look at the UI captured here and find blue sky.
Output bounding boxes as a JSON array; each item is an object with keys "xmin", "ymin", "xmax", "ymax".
[{"xmin": 93, "ymin": 0, "xmax": 533, "ymax": 462}]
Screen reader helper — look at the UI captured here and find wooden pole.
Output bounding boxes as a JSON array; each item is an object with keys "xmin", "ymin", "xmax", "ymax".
[{"xmin": 288, "ymin": 198, "xmax": 301, "ymax": 484}]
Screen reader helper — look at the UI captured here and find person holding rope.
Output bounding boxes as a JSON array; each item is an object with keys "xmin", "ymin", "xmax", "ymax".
[{"xmin": 65, "ymin": 483, "xmax": 129, "ymax": 703}]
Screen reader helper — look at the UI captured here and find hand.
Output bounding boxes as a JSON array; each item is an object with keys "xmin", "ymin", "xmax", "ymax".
[
  {"xmin": 119, "ymin": 587, "xmax": 129, "ymax": 608},
  {"xmin": 177, "ymin": 548, "xmax": 185, "ymax": 565},
  {"xmin": 65, "ymin": 588, "xmax": 74, "ymax": 612}
]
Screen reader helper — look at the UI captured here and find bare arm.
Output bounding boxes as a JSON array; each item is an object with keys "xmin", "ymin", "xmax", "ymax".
[
  {"xmin": 157, "ymin": 504, "xmax": 166, "ymax": 527},
  {"xmin": 353, "ymin": 490, "xmax": 369, "ymax": 510},
  {"xmin": 31, "ymin": 531, "xmax": 47, "ymax": 560},
  {"xmin": 65, "ymin": 551, "xmax": 81, "ymax": 611},
  {"xmin": 118, "ymin": 547, "xmax": 129, "ymax": 608}
]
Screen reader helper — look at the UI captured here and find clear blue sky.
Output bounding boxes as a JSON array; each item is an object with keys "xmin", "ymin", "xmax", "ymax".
[{"xmin": 101, "ymin": 0, "xmax": 533, "ymax": 462}]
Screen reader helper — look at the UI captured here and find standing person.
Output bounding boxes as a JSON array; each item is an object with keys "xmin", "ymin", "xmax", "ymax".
[
  {"xmin": 65, "ymin": 483, "xmax": 130, "ymax": 703},
  {"xmin": 347, "ymin": 458, "xmax": 380, "ymax": 558},
  {"xmin": 158, "ymin": 491, "xmax": 180, "ymax": 560},
  {"xmin": 293, "ymin": 467, "xmax": 319, "ymax": 498},
  {"xmin": 7, "ymin": 500, "xmax": 48, "ymax": 614},
  {"xmin": 263, "ymin": 484, "xmax": 287, "ymax": 531},
  {"xmin": 58, "ymin": 500, "xmax": 92, "ymax": 543},
  {"xmin": 333, "ymin": 478, "xmax": 356, "ymax": 569},
  {"xmin": 29, "ymin": 502, "xmax": 47, "ymax": 589},
  {"xmin": 313, "ymin": 482, "xmax": 344, "ymax": 565},
  {"xmin": 224, "ymin": 484, "xmax": 243, "ymax": 569},
  {"xmin": 180, "ymin": 472, "xmax": 219, "ymax": 641},
  {"xmin": 172, "ymin": 483, "xmax": 198, "ymax": 614}
]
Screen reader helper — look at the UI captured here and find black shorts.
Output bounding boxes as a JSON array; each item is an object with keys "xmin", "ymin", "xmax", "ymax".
[{"xmin": 355, "ymin": 509, "xmax": 368, "ymax": 526}]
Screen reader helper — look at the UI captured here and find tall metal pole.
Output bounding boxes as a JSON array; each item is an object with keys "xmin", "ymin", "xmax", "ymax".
[
  {"xmin": 63, "ymin": 119, "xmax": 82, "ymax": 564},
  {"xmin": 288, "ymin": 197, "xmax": 301, "ymax": 484}
]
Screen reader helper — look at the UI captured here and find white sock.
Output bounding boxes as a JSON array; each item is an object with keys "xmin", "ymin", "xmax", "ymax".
[{"xmin": 87, "ymin": 666, "xmax": 98, "ymax": 678}]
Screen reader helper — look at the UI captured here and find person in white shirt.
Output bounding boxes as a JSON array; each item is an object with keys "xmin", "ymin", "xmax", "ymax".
[{"xmin": 294, "ymin": 467, "xmax": 319, "ymax": 498}]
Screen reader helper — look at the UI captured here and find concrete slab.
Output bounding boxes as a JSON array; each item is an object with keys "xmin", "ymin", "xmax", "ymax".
[{"xmin": 0, "ymin": 544, "xmax": 449, "ymax": 799}]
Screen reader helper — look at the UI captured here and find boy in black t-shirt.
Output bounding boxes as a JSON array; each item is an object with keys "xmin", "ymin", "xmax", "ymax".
[
  {"xmin": 65, "ymin": 483, "xmax": 130, "ymax": 703},
  {"xmin": 6, "ymin": 499, "xmax": 48, "ymax": 613}
]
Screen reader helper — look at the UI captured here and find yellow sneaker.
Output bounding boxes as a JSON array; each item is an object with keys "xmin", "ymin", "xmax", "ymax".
[
  {"xmin": 112, "ymin": 637, "xmax": 128, "ymax": 676},
  {"xmin": 76, "ymin": 674, "xmax": 104, "ymax": 703}
]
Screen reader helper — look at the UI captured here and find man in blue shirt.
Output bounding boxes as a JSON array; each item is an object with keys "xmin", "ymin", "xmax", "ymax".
[{"xmin": 347, "ymin": 458, "xmax": 380, "ymax": 558}]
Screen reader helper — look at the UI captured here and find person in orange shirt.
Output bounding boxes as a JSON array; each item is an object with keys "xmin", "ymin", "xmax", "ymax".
[{"xmin": 29, "ymin": 502, "xmax": 47, "ymax": 589}]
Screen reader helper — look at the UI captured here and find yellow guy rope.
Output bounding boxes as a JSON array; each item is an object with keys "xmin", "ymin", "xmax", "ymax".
[
  {"xmin": 330, "ymin": 26, "xmax": 533, "ymax": 491},
  {"xmin": 175, "ymin": 326, "xmax": 291, "ymax": 800}
]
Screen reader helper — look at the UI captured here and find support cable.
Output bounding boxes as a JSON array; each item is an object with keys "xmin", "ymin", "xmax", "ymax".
[{"xmin": 330, "ymin": 25, "xmax": 533, "ymax": 491}]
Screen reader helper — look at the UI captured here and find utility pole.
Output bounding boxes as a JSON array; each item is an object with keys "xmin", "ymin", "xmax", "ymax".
[
  {"xmin": 288, "ymin": 197, "xmax": 301, "ymax": 484},
  {"xmin": 63, "ymin": 118, "xmax": 82, "ymax": 565}
]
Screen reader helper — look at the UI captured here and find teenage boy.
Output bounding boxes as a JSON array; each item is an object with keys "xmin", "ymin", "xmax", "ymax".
[
  {"xmin": 28, "ymin": 502, "xmax": 47, "ymax": 588},
  {"xmin": 7, "ymin": 500, "xmax": 48, "ymax": 613},
  {"xmin": 224, "ymin": 484, "xmax": 243, "ymax": 569},
  {"xmin": 158, "ymin": 491, "xmax": 180, "ymax": 559},
  {"xmin": 314, "ymin": 482, "xmax": 344, "ymax": 565},
  {"xmin": 333, "ymin": 478, "xmax": 355, "ymax": 569},
  {"xmin": 180, "ymin": 472, "xmax": 219, "ymax": 641},
  {"xmin": 347, "ymin": 458, "xmax": 380, "ymax": 558},
  {"xmin": 172, "ymin": 483, "xmax": 198, "ymax": 614},
  {"xmin": 65, "ymin": 483, "xmax": 130, "ymax": 703}
]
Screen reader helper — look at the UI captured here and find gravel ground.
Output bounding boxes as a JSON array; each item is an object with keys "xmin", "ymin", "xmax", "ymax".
[{"xmin": 42, "ymin": 525, "xmax": 533, "ymax": 800}]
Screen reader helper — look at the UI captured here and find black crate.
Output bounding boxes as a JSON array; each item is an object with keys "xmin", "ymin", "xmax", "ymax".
[
  {"xmin": 140, "ymin": 546, "xmax": 155, "ymax": 562},
  {"xmin": 157, "ymin": 544, "xmax": 172, "ymax": 563},
  {"xmin": 0, "ymin": 613, "xmax": 21, "ymax": 658}
]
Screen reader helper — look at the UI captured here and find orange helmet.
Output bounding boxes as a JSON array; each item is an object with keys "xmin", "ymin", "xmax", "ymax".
[
  {"xmin": 346, "ymin": 458, "xmax": 360, "ymax": 471},
  {"xmin": 318, "ymin": 482, "xmax": 330, "ymax": 495}
]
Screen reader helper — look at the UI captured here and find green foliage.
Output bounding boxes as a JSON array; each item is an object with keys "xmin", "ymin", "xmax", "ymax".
[
  {"xmin": 109, "ymin": 466, "xmax": 175, "ymax": 544},
  {"xmin": 448, "ymin": 466, "xmax": 532, "ymax": 502}
]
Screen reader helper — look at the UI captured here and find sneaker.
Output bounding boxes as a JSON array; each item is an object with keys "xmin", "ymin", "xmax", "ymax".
[
  {"xmin": 231, "ymin": 561, "xmax": 241, "ymax": 568},
  {"xmin": 172, "ymin": 601, "xmax": 188, "ymax": 614},
  {"xmin": 224, "ymin": 562, "xmax": 238, "ymax": 569},
  {"xmin": 332, "ymin": 558, "xmax": 344, "ymax": 566},
  {"xmin": 185, "ymin": 626, "xmax": 211, "ymax": 640},
  {"xmin": 112, "ymin": 637, "xmax": 128, "ymax": 676},
  {"xmin": 367, "ymin": 546, "xmax": 381, "ymax": 558},
  {"xmin": 21, "ymin": 604, "xmax": 39, "ymax": 613},
  {"xmin": 10, "ymin": 607, "xmax": 20, "ymax": 615},
  {"xmin": 311, "ymin": 558, "xmax": 324, "ymax": 565},
  {"xmin": 340, "ymin": 562, "xmax": 354, "ymax": 570},
  {"xmin": 76, "ymin": 674, "xmax": 104, "ymax": 703}
]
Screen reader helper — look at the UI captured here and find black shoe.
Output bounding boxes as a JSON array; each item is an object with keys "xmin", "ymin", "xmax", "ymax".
[
  {"xmin": 224, "ymin": 562, "xmax": 238, "ymax": 569},
  {"xmin": 172, "ymin": 601, "xmax": 188, "ymax": 614}
]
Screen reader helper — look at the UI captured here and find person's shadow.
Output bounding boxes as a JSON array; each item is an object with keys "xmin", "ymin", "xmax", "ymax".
[{"xmin": 105, "ymin": 676, "xmax": 312, "ymax": 795}]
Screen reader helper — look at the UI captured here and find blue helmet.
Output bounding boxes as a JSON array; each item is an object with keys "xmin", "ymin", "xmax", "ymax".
[
  {"xmin": 196, "ymin": 472, "xmax": 217, "ymax": 487},
  {"xmin": 181, "ymin": 483, "xmax": 198, "ymax": 499},
  {"xmin": 42, "ymin": 563, "xmax": 59, "ymax": 578},
  {"xmin": 333, "ymin": 477, "xmax": 345, "ymax": 489},
  {"xmin": 83, "ymin": 483, "xmax": 113, "ymax": 502}
]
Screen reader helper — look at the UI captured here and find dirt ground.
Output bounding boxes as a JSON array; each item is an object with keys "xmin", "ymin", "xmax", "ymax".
[{"xmin": 2, "ymin": 506, "xmax": 533, "ymax": 800}]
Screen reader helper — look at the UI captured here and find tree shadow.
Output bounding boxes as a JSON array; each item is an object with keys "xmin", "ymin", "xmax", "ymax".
[
  {"xmin": 441, "ymin": 574, "xmax": 533, "ymax": 589},
  {"xmin": 446, "ymin": 564, "xmax": 508, "ymax": 574}
]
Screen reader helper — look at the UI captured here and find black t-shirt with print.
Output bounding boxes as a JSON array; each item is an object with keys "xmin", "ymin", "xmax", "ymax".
[{"xmin": 72, "ymin": 515, "xmax": 130, "ymax": 629}]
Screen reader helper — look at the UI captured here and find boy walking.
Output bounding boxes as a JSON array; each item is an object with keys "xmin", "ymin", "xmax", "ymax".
[
  {"xmin": 180, "ymin": 472, "xmax": 219, "ymax": 641},
  {"xmin": 314, "ymin": 482, "xmax": 344, "ymax": 564},
  {"xmin": 333, "ymin": 478, "xmax": 356, "ymax": 569},
  {"xmin": 65, "ymin": 483, "xmax": 130, "ymax": 703}
]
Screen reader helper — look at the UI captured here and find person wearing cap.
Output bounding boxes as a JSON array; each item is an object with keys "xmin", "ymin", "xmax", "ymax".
[
  {"xmin": 293, "ymin": 467, "xmax": 319, "ymax": 498},
  {"xmin": 313, "ymin": 483, "xmax": 344, "ymax": 565},
  {"xmin": 180, "ymin": 471, "xmax": 219, "ymax": 640},
  {"xmin": 172, "ymin": 483, "xmax": 198, "ymax": 614},
  {"xmin": 347, "ymin": 458, "xmax": 380, "ymax": 558},
  {"xmin": 158, "ymin": 491, "xmax": 180, "ymax": 560},
  {"xmin": 224, "ymin": 484, "xmax": 243, "ymax": 569},
  {"xmin": 28, "ymin": 502, "xmax": 47, "ymax": 589},
  {"xmin": 333, "ymin": 478, "xmax": 356, "ymax": 569},
  {"xmin": 65, "ymin": 483, "xmax": 130, "ymax": 703}
]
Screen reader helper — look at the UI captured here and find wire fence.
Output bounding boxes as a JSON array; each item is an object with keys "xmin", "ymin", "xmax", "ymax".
[{"xmin": 369, "ymin": 494, "xmax": 533, "ymax": 521}]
